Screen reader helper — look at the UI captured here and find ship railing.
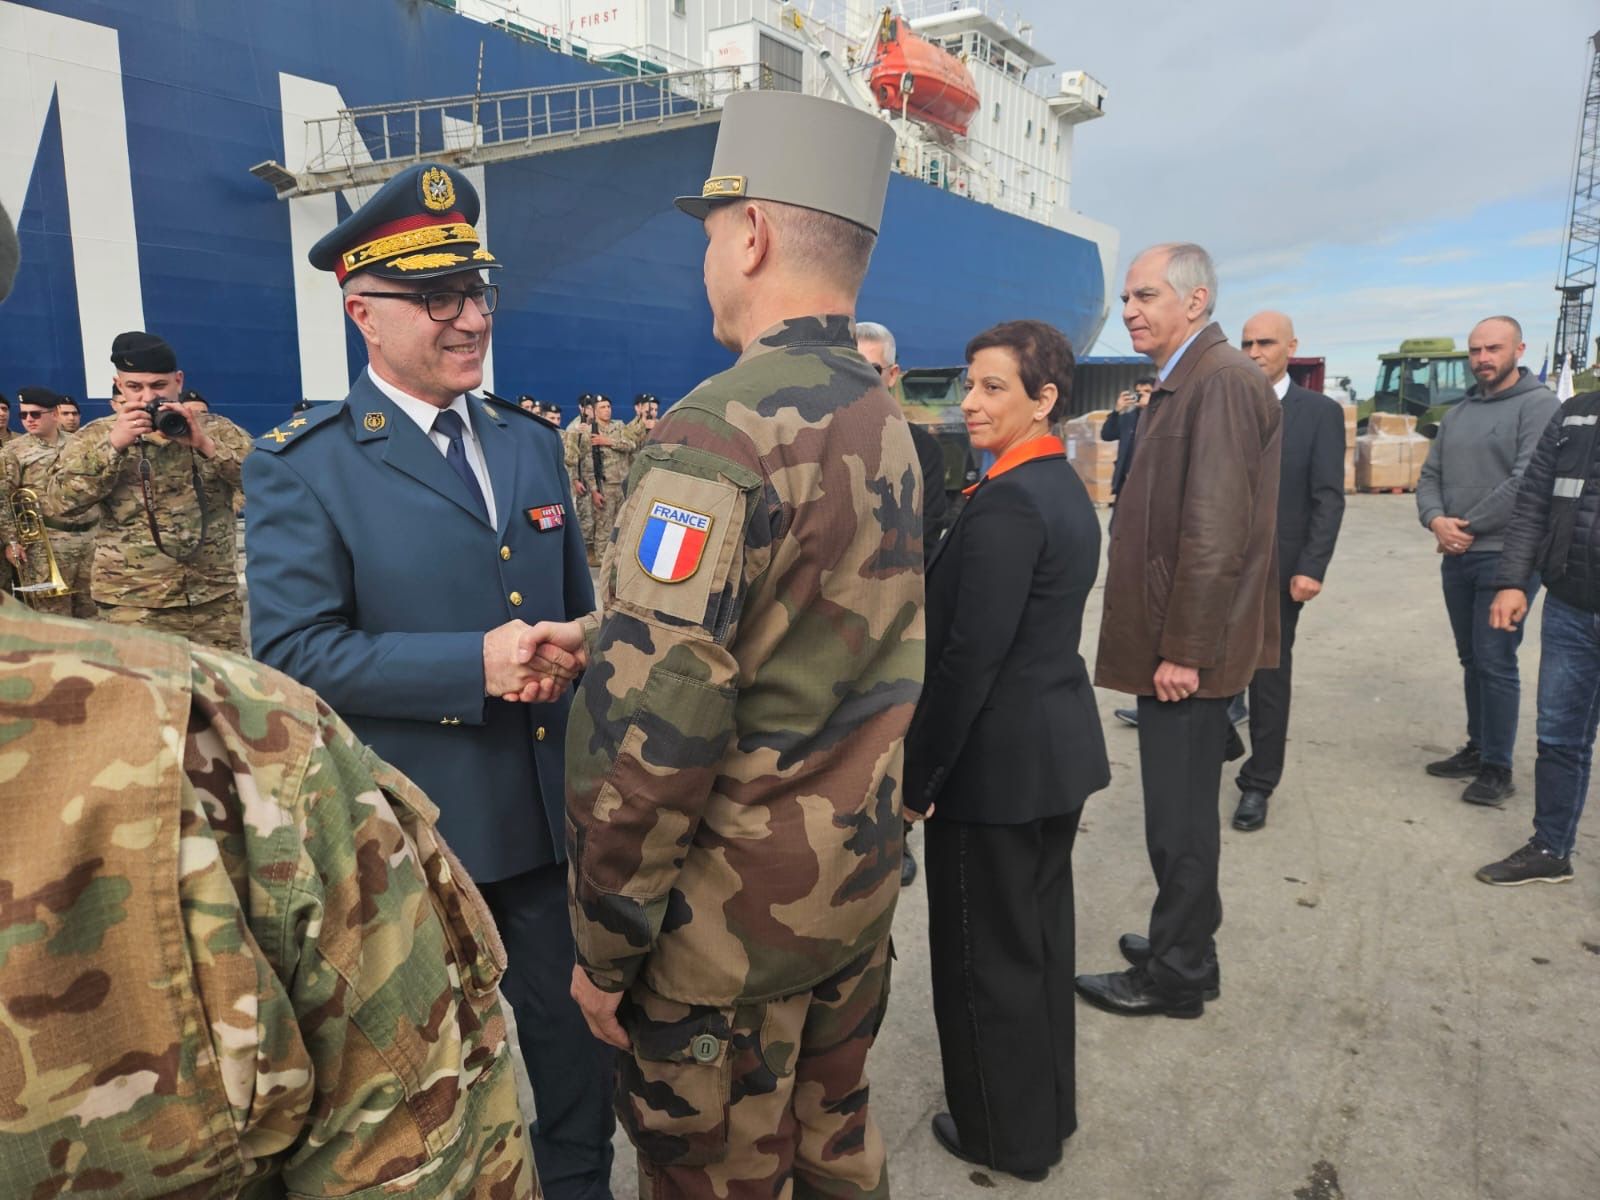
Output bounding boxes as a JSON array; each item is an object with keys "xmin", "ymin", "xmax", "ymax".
[{"xmin": 252, "ymin": 65, "xmax": 746, "ymax": 198}]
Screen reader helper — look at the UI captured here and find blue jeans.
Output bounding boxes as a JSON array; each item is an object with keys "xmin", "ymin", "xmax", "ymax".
[
  {"xmin": 1440, "ymin": 551, "xmax": 1539, "ymax": 769},
  {"xmin": 1532, "ymin": 593, "xmax": 1600, "ymax": 858}
]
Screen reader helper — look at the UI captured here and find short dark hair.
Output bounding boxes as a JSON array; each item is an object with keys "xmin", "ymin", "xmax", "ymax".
[
  {"xmin": 964, "ymin": 320, "xmax": 1076, "ymax": 421},
  {"xmin": 1135, "ymin": 375, "xmax": 1156, "ymax": 387}
]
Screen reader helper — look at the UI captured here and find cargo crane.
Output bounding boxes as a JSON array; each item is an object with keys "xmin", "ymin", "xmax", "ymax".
[{"xmin": 1554, "ymin": 30, "xmax": 1600, "ymax": 376}]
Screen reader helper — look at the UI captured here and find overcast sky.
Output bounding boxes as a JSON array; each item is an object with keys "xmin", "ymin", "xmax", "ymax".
[{"xmin": 1024, "ymin": 0, "xmax": 1596, "ymax": 390}]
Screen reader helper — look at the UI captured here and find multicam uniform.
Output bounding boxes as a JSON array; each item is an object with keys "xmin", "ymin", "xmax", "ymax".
[
  {"xmin": 566, "ymin": 316, "xmax": 925, "ymax": 1198},
  {"xmin": 563, "ymin": 417, "xmax": 597, "ymax": 559},
  {"xmin": 5, "ymin": 429, "xmax": 96, "ymax": 617},
  {"xmin": 43, "ymin": 415, "xmax": 247, "ymax": 651},
  {"xmin": 577, "ymin": 417, "xmax": 634, "ymax": 556},
  {"xmin": 0, "ymin": 593, "xmax": 537, "ymax": 1199}
]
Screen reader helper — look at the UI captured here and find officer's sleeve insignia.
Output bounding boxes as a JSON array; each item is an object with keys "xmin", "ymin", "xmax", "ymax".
[{"xmin": 615, "ymin": 468, "xmax": 745, "ymax": 626}]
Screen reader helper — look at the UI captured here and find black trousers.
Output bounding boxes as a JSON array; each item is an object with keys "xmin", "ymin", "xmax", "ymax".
[
  {"xmin": 925, "ymin": 812, "xmax": 1080, "ymax": 1174},
  {"xmin": 480, "ymin": 861, "xmax": 616, "ymax": 1200},
  {"xmin": 1136, "ymin": 694, "xmax": 1229, "ymax": 993},
  {"xmin": 1237, "ymin": 591, "xmax": 1304, "ymax": 796}
]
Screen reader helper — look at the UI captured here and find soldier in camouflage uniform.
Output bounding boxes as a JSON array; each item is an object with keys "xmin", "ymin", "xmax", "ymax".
[
  {"xmin": 579, "ymin": 394, "xmax": 633, "ymax": 559},
  {"xmin": 4, "ymin": 389, "xmax": 96, "ymax": 617},
  {"xmin": 43, "ymin": 332, "xmax": 248, "ymax": 652},
  {"xmin": 0, "ymin": 591, "xmax": 538, "ymax": 1198},
  {"xmin": 564, "ymin": 395, "xmax": 599, "ymax": 564},
  {"xmin": 560, "ymin": 91, "xmax": 924, "ymax": 1199}
]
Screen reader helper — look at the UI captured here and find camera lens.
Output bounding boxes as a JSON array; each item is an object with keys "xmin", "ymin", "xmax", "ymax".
[{"xmin": 152, "ymin": 405, "xmax": 190, "ymax": 439}]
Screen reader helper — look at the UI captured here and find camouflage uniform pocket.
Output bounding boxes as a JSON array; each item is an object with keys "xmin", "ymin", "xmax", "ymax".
[{"xmin": 616, "ymin": 988, "xmax": 738, "ymax": 1167}]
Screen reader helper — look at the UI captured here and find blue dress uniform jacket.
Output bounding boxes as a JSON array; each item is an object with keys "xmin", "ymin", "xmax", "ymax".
[{"xmin": 243, "ymin": 373, "xmax": 594, "ymax": 882}]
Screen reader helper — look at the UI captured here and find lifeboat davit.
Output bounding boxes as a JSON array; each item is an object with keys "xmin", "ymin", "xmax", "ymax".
[{"xmin": 869, "ymin": 14, "xmax": 980, "ymax": 137}]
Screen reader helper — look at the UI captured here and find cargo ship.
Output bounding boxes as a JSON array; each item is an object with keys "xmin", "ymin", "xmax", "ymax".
[{"xmin": 2, "ymin": 0, "xmax": 1118, "ymax": 433}]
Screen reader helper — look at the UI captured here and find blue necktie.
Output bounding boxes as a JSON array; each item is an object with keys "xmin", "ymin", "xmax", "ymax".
[{"xmin": 432, "ymin": 408, "xmax": 489, "ymax": 520}]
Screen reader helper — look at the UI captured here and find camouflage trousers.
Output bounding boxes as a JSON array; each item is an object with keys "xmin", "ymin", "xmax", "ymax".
[
  {"xmin": 96, "ymin": 591, "xmax": 245, "ymax": 655},
  {"xmin": 17, "ymin": 528, "xmax": 95, "ymax": 619},
  {"xmin": 577, "ymin": 489, "xmax": 605, "ymax": 563},
  {"xmin": 616, "ymin": 938, "xmax": 892, "ymax": 1200}
]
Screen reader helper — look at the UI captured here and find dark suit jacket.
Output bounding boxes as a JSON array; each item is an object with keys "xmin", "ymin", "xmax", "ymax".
[
  {"xmin": 903, "ymin": 452, "xmax": 1110, "ymax": 822},
  {"xmin": 1276, "ymin": 383, "xmax": 1347, "ymax": 590},
  {"xmin": 909, "ymin": 420, "xmax": 951, "ymax": 560},
  {"xmin": 1100, "ymin": 405, "xmax": 1141, "ymax": 495},
  {"xmin": 243, "ymin": 373, "xmax": 595, "ymax": 882}
]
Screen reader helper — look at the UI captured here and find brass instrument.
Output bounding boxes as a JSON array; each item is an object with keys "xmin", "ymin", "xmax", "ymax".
[{"xmin": 7, "ymin": 486, "xmax": 73, "ymax": 602}]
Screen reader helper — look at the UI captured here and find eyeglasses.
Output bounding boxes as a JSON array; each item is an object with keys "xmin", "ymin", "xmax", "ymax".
[
  {"xmin": 19, "ymin": 410, "xmax": 47, "ymax": 421},
  {"xmin": 355, "ymin": 284, "xmax": 499, "ymax": 322}
]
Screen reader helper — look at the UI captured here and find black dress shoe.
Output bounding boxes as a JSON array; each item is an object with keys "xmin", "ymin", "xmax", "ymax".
[
  {"xmin": 900, "ymin": 846, "xmax": 918, "ymax": 887},
  {"xmin": 1116, "ymin": 934, "xmax": 1220, "ymax": 999},
  {"xmin": 1232, "ymin": 789, "xmax": 1269, "ymax": 831},
  {"xmin": 1075, "ymin": 966, "xmax": 1205, "ymax": 1018},
  {"xmin": 1113, "ymin": 707, "xmax": 1139, "ymax": 727},
  {"xmin": 930, "ymin": 1113, "xmax": 1049, "ymax": 1183}
]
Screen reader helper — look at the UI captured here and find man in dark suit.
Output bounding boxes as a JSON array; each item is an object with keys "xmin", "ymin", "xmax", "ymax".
[
  {"xmin": 243, "ymin": 164, "xmax": 615, "ymax": 1199},
  {"xmin": 1100, "ymin": 374, "xmax": 1153, "ymax": 499},
  {"xmin": 1079, "ymin": 243, "xmax": 1281, "ymax": 1019},
  {"xmin": 1232, "ymin": 311, "xmax": 1347, "ymax": 831}
]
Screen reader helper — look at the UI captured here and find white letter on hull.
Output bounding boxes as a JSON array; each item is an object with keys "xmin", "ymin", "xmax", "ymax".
[{"xmin": 0, "ymin": 1, "xmax": 144, "ymax": 394}]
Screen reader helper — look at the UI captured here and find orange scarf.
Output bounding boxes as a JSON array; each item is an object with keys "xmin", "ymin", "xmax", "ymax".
[{"xmin": 962, "ymin": 434, "xmax": 1066, "ymax": 496}]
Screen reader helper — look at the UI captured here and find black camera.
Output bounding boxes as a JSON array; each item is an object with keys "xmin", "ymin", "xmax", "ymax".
[{"xmin": 144, "ymin": 401, "xmax": 190, "ymax": 439}]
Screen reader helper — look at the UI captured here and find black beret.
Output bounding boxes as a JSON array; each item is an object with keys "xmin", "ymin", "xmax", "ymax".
[
  {"xmin": 111, "ymin": 331, "xmax": 178, "ymax": 374},
  {"xmin": 592, "ymin": 393, "xmax": 612, "ymax": 404},
  {"xmin": 308, "ymin": 162, "xmax": 500, "ymax": 283},
  {"xmin": 17, "ymin": 386, "xmax": 63, "ymax": 409},
  {"xmin": 634, "ymin": 392, "xmax": 658, "ymax": 404}
]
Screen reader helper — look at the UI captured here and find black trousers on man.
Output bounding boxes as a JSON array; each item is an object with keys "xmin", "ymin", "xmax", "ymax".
[
  {"xmin": 925, "ymin": 812, "xmax": 1080, "ymax": 1174},
  {"xmin": 1136, "ymin": 694, "xmax": 1229, "ymax": 993},
  {"xmin": 480, "ymin": 862, "xmax": 616, "ymax": 1200},
  {"xmin": 1237, "ymin": 591, "xmax": 1304, "ymax": 796}
]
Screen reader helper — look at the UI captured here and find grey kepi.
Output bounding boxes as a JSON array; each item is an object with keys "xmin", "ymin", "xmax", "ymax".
[{"xmin": 675, "ymin": 91, "xmax": 895, "ymax": 234}]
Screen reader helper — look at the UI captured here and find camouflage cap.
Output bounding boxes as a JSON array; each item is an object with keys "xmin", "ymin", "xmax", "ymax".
[{"xmin": 675, "ymin": 91, "xmax": 894, "ymax": 234}]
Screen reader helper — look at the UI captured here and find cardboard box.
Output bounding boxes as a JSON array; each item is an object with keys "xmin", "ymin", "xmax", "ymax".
[
  {"xmin": 1354, "ymin": 430, "xmax": 1428, "ymax": 491},
  {"xmin": 1062, "ymin": 409, "xmax": 1118, "ymax": 504}
]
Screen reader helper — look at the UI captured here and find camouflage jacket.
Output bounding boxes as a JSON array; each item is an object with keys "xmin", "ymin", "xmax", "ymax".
[
  {"xmin": 9, "ymin": 431, "xmax": 96, "ymax": 531},
  {"xmin": 42, "ymin": 416, "xmax": 246, "ymax": 607},
  {"xmin": 565, "ymin": 315, "xmax": 925, "ymax": 1006},
  {"xmin": 577, "ymin": 419, "xmax": 633, "ymax": 494},
  {"xmin": 1, "ymin": 444, "xmax": 18, "ymax": 546},
  {"xmin": 0, "ymin": 594, "xmax": 537, "ymax": 1199}
]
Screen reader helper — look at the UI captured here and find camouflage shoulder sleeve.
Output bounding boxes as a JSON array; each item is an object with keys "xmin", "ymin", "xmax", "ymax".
[
  {"xmin": 0, "ymin": 448, "xmax": 17, "ymax": 542},
  {"xmin": 41, "ymin": 417, "xmax": 121, "ymax": 519},
  {"xmin": 198, "ymin": 416, "xmax": 252, "ymax": 486},
  {"xmin": 564, "ymin": 404, "xmax": 769, "ymax": 991},
  {"xmin": 184, "ymin": 646, "xmax": 536, "ymax": 1198}
]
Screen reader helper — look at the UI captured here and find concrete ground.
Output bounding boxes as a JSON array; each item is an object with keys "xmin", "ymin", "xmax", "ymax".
[{"xmin": 604, "ymin": 494, "xmax": 1600, "ymax": 1200}]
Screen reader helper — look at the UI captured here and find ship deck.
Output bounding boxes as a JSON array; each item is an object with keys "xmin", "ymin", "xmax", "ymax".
[{"xmin": 605, "ymin": 493, "xmax": 1600, "ymax": 1198}]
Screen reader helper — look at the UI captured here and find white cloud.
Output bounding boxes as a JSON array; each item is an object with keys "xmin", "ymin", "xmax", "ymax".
[
  {"xmin": 1397, "ymin": 249, "xmax": 1478, "ymax": 267},
  {"xmin": 1511, "ymin": 228, "xmax": 1565, "ymax": 248}
]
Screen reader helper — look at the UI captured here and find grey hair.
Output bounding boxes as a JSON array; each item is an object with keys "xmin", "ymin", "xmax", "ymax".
[
  {"xmin": 855, "ymin": 321, "xmax": 897, "ymax": 365},
  {"xmin": 1143, "ymin": 242, "xmax": 1217, "ymax": 318}
]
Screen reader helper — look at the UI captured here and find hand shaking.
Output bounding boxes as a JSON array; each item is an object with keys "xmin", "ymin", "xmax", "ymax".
[{"xmin": 483, "ymin": 618, "xmax": 588, "ymax": 703}]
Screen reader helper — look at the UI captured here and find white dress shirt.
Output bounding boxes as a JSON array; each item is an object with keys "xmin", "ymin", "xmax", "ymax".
[
  {"xmin": 367, "ymin": 367, "xmax": 498, "ymax": 528},
  {"xmin": 1273, "ymin": 373, "xmax": 1290, "ymax": 401}
]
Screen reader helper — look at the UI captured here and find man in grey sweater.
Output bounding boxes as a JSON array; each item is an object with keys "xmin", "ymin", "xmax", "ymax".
[{"xmin": 1416, "ymin": 315, "xmax": 1560, "ymax": 805}]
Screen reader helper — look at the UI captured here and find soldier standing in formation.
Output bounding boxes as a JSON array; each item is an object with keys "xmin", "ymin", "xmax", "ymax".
[
  {"xmin": 42, "ymin": 332, "xmax": 249, "ymax": 652},
  {"xmin": 564, "ymin": 394, "xmax": 598, "ymax": 562},
  {"xmin": 581, "ymin": 393, "xmax": 633, "ymax": 558},
  {"xmin": 57, "ymin": 396, "xmax": 83, "ymax": 433},
  {"xmin": 3, "ymin": 388, "xmax": 96, "ymax": 616},
  {"xmin": 557, "ymin": 89, "xmax": 925, "ymax": 1198},
  {"xmin": 626, "ymin": 392, "xmax": 659, "ymax": 446}
]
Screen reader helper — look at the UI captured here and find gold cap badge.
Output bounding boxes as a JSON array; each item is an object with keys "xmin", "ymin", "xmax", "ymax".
[
  {"xmin": 421, "ymin": 166, "xmax": 456, "ymax": 212},
  {"xmin": 701, "ymin": 175, "xmax": 747, "ymax": 199}
]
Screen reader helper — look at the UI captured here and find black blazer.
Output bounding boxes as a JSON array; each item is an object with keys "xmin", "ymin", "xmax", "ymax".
[
  {"xmin": 1100, "ymin": 405, "xmax": 1141, "ymax": 495},
  {"xmin": 903, "ymin": 452, "xmax": 1110, "ymax": 823},
  {"xmin": 1277, "ymin": 384, "xmax": 1347, "ymax": 590}
]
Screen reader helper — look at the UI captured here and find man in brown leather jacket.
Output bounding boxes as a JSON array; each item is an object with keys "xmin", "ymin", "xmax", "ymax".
[{"xmin": 1077, "ymin": 242, "xmax": 1282, "ymax": 1018}]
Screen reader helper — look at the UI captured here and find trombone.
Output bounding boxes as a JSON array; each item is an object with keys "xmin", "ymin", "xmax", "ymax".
[{"xmin": 7, "ymin": 486, "xmax": 73, "ymax": 603}]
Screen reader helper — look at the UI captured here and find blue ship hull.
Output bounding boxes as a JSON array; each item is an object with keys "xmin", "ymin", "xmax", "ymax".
[{"xmin": 4, "ymin": 0, "xmax": 1107, "ymax": 434}]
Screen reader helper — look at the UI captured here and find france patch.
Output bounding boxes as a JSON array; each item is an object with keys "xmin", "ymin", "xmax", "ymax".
[{"xmin": 637, "ymin": 499, "xmax": 713, "ymax": 583}]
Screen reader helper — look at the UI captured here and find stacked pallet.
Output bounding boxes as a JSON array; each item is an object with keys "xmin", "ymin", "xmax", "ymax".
[
  {"xmin": 1062, "ymin": 410, "xmax": 1117, "ymax": 505},
  {"xmin": 1355, "ymin": 412, "xmax": 1429, "ymax": 492}
]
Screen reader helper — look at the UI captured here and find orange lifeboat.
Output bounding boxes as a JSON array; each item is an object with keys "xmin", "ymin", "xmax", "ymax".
[{"xmin": 869, "ymin": 13, "xmax": 980, "ymax": 137}]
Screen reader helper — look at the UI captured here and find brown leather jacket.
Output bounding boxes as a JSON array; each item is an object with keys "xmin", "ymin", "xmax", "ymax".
[{"xmin": 1095, "ymin": 322, "xmax": 1283, "ymax": 698}]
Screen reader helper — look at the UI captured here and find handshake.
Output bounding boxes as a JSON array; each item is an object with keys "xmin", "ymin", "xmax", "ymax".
[{"xmin": 483, "ymin": 618, "xmax": 589, "ymax": 704}]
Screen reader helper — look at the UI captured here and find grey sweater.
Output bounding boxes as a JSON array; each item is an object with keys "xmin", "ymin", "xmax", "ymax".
[{"xmin": 1416, "ymin": 368, "xmax": 1560, "ymax": 553}]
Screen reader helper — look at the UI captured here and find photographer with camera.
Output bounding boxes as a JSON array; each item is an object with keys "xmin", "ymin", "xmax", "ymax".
[{"xmin": 43, "ymin": 331, "xmax": 250, "ymax": 651}]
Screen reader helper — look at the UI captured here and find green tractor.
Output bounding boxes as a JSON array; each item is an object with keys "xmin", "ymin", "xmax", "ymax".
[
  {"xmin": 1359, "ymin": 338, "xmax": 1471, "ymax": 429},
  {"xmin": 899, "ymin": 366, "xmax": 980, "ymax": 498}
]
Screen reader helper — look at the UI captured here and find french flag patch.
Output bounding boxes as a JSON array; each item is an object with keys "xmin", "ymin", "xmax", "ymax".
[{"xmin": 637, "ymin": 499, "xmax": 713, "ymax": 583}]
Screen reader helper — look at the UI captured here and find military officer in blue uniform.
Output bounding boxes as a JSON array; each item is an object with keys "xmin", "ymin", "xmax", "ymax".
[{"xmin": 242, "ymin": 162, "xmax": 615, "ymax": 1200}]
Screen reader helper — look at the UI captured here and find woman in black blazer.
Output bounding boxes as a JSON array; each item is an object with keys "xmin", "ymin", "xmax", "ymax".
[{"xmin": 903, "ymin": 320, "xmax": 1110, "ymax": 1181}]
